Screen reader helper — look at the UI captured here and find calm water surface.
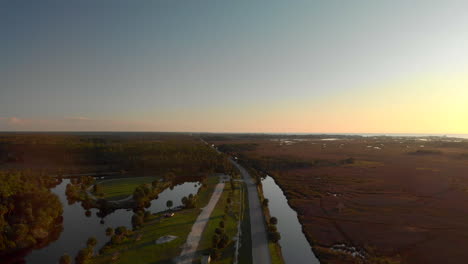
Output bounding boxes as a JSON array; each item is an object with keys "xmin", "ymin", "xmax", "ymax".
[
  {"xmin": 25, "ymin": 179, "xmax": 200, "ymax": 264},
  {"xmin": 262, "ymin": 175, "xmax": 320, "ymax": 264}
]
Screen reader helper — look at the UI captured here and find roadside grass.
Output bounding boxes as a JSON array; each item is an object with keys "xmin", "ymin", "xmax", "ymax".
[
  {"xmin": 96, "ymin": 176, "xmax": 159, "ymax": 200},
  {"xmin": 197, "ymin": 179, "xmax": 243, "ymax": 264},
  {"xmin": 269, "ymin": 242, "xmax": 284, "ymax": 264},
  {"xmin": 255, "ymin": 176, "xmax": 285, "ymax": 264},
  {"xmin": 92, "ymin": 209, "xmax": 199, "ymax": 264},
  {"xmin": 243, "ymin": 164, "xmax": 285, "ymax": 264},
  {"xmin": 238, "ymin": 182, "xmax": 253, "ymax": 264},
  {"xmin": 91, "ymin": 175, "xmax": 219, "ymax": 264}
]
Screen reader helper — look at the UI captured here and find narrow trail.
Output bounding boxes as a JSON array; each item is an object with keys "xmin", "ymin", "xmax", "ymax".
[{"xmin": 176, "ymin": 176, "xmax": 226, "ymax": 264}]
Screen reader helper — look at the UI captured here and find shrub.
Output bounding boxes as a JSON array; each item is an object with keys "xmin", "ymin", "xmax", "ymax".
[
  {"xmin": 59, "ymin": 254, "xmax": 71, "ymax": 264},
  {"xmin": 269, "ymin": 231, "xmax": 281, "ymax": 243},
  {"xmin": 270, "ymin": 217, "xmax": 278, "ymax": 225},
  {"xmin": 86, "ymin": 237, "xmax": 97, "ymax": 248},
  {"xmin": 105, "ymin": 227, "xmax": 114, "ymax": 236}
]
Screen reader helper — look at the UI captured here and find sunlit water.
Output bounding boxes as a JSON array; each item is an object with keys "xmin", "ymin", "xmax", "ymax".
[
  {"xmin": 262, "ymin": 176, "xmax": 320, "ymax": 264},
  {"xmin": 25, "ymin": 179, "xmax": 200, "ymax": 264}
]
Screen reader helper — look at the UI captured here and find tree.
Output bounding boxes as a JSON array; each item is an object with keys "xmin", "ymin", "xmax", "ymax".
[
  {"xmin": 219, "ymin": 221, "xmax": 225, "ymax": 228},
  {"xmin": 59, "ymin": 254, "xmax": 71, "ymax": 264},
  {"xmin": 115, "ymin": 226, "xmax": 127, "ymax": 236},
  {"xmin": 212, "ymin": 234, "xmax": 220, "ymax": 247},
  {"xmin": 268, "ymin": 224, "xmax": 277, "ymax": 233},
  {"xmin": 93, "ymin": 184, "xmax": 103, "ymax": 195},
  {"xmin": 166, "ymin": 200, "xmax": 173, "ymax": 210},
  {"xmin": 269, "ymin": 231, "xmax": 281, "ymax": 243},
  {"xmin": 270, "ymin": 217, "xmax": 278, "ymax": 225},
  {"xmin": 86, "ymin": 237, "xmax": 97, "ymax": 248},
  {"xmin": 75, "ymin": 247, "xmax": 92, "ymax": 264},
  {"xmin": 164, "ymin": 172, "xmax": 176, "ymax": 182},
  {"xmin": 132, "ymin": 213, "xmax": 144, "ymax": 229},
  {"xmin": 263, "ymin": 198, "xmax": 269, "ymax": 207},
  {"xmin": 217, "ymin": 233, "xmax": 229, "ymax": 248},
  {"xmin": 230, "ymin": 178, "xmax": 235, "ymax": 189},
  {"xmin": 152, "ymin": 180, "xmax": 159, "ymax": 188},
  {"xmin": 211, "ymin": 248, "xmax": 221, "ymax": 260},
  {"xmin": 144, "ymin": 211, "xmax": 151, "ymax": 222},
  {"xmin": 105, "ymin": 227, "xmax": 114, "ymax": 236}
]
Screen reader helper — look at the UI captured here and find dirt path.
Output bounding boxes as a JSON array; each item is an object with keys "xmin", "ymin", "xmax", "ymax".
[
  {"xmin": 176, "ymin": 177, "xmax": 226, "ymax": 264},
  {"xmin": 231, "ymin": 159, "xmax": 272, "ymax": 264}
]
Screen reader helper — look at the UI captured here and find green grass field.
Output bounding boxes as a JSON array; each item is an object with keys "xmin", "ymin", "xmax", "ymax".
[
  {"xmin": 91, "ymin": 175, "xmax": 220, "ymax": 264},
  {"xmin": 196, "ymin": 179, "xmax": 246, "ymax": 264},
  {"xmin": 96, "ymin": 176, "xmax": 159, "ymax": 200}
]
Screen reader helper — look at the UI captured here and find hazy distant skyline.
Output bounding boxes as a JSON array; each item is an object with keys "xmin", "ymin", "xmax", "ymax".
[{"xmin": 1, "ymin": 1, "xmax": 467, "ymax": 133}]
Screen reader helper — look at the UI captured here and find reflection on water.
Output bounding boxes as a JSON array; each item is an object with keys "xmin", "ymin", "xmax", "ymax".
[
  {"xmin": 25, "ymin": 179, "xmax": 200, "ymax": 263},
  {"xmin": 262, "ymin": 176, "xmax": 320, "ymax": 264}
]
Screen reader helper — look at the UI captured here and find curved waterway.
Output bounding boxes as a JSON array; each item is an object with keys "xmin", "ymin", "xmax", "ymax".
[
  {"xmin": 261, "ymin": 175, "xmax": 320, "ymax": 264},
  {"xmin": 25, "ymin": 179, "xmax": 200, "ymax": 263}
]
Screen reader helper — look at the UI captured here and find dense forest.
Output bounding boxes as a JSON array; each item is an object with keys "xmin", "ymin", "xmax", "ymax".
[
  {"xmin": 0, "ymin": 133, "xmax": 233, "ymax": 260},
  {"xmin": 0, "ymin": 133, "xmax": 232, "ymax": 176},
  {"xmin": 0, "ymin": 171, "xmax": 63, "ymax": 258}
]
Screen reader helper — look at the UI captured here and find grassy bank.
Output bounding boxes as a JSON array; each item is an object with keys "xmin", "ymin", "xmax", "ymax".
[
  {"xmin": 246, "ymin": 167, "xmax": 285, "ymax": 264},
  {"xmin": 91, "ymin": 175, "xmax": 220, "ymax": 264},
  {"xmin": 196, "ymin": 178, "xmax": 244, "ymax": 264}
]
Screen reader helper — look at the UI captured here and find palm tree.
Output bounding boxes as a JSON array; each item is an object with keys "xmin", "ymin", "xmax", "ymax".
[
  {"xmin": 59, "ymin": 254, "xmax": 71, "ymax": 264},
  {"xmin": 270, "ymin": 217, "xmax": 278, "ymax": 225},
  {"xmin": 105, "ymin": 227, "xmax": 114, "ymax": 236},
  {"xmin": 166, "ymin": 200, "xmax": 173, "ymax": 211},
  {"xmin": 86, "ymin": 237, "xmax": 97, "ymax": 248}
]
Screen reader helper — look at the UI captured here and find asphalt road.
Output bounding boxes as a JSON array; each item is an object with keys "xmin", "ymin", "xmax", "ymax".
[{"xmin": 231, "ymin": 159, "xmax": 272, "ymax": 264}]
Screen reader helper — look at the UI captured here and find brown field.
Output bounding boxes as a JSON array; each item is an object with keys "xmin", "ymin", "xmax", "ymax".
[{"xmin": 206, "ymin": 135, "xmax": 468, "ymax": 264}]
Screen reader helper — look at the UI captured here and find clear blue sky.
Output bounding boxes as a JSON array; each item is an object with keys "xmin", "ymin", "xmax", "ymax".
[{"xmin": 1, "ymin": 1, "xmax": 467, "ymax": 132}]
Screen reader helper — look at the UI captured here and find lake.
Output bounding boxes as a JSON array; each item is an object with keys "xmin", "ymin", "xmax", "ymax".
[{"xmin": 24, "ymin": 179, "xmax": 200, "ymax": 264}]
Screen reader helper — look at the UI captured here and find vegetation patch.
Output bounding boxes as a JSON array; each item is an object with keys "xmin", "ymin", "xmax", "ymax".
[
  {"xmin": 217, "ymin": 143, "xmax": 258, "ymax": 153},
  {"xmin": 197, "ymin": 178, "xmax": 242, "ymax": 263},
  {"xmin": 0, "ymin": 171, "xmax": 63, "ymax": 259},
  {"xmin": 91, "ymin": 175, "xmax": 220, "ymax": 264},
  {"xmin": 409, "ymin": 149, "xmax": 443, "ymax": 155},
  {"xmin": 96, "ymin": 176, "xmax": 160, "ymax": 200}
]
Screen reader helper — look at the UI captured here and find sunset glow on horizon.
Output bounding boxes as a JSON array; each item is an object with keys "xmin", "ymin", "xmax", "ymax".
[{"xmin": 1, "ymin": 1, "xmax": 467, "ymax": 133}]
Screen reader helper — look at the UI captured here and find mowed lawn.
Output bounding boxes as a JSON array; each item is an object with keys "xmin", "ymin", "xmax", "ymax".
[
  {"xmin": 96, "ymin": 176, "xmax": 159, "ymax": 200},
  {"xmin": 93, "ymin": 209, "xmax": 201, "ymax": 264},
  {"xmin": 92, "ymin": 175, "xmax": 220, "ymax": 264},
  {"xmin": 197, "ymin": 179, "xmax": 244, "ymax": 264}
]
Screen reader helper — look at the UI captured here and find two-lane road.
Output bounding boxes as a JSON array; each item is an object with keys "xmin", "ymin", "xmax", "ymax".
[{"xmin": 231, "ymin": 159, "xmax": 272, "ymax": 264}]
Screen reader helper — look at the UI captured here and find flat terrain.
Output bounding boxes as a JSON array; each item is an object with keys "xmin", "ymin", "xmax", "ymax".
[
  {"xmin": 92, "ymin": 175, "xmax": 221, "ymax": 264},
  {"xmin": 196, "ymin": 175, "xmax": 245, "ymax": 264},
  {"xmin": 96, "ymin": 176, "xmax": 159, "ymax": 200},
  {"xmin": 207, "ymin": 135, "xmax": 468, "ymax": 264},
  {"xmin": 232, "ymin": 160, "xmax": 272, "ymax": 264},
  {"xmin": 177, "ymin": 177, "xmax": 225, "ymax": 264}
]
